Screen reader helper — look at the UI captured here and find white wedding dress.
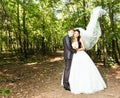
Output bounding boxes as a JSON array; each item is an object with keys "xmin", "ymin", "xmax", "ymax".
[
  {"xmin": 61, "ymin": 6, "xmax": 107, "ymax": 93},
  {"xmin": 69, "ymin": 41, "xmax": 107, "ymax": 94}
]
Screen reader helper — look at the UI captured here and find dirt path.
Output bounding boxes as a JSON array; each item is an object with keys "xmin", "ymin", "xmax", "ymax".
[{"xmin": 0, "ymin": 51, "xmax": 120, "ymax": 98}]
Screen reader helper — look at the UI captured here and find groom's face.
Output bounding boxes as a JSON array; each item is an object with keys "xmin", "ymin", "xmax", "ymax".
[{"xmin": 69, "ymin": 30, "xmax": 74, "ymax": 36}]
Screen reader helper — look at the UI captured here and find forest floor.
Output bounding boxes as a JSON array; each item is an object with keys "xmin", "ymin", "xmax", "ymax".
[{"xmin": 0, "ymin": 50, "xmax": 120, "ymax": 98}]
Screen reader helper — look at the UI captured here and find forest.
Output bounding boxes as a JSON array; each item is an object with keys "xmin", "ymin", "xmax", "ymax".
[
  {"xmin": 0, "ymin": 0, "xmax": 120, "ymax": 65},
  {"xmin": 0, "ymin": 0, "xmax": 120, "ymax": 97}
]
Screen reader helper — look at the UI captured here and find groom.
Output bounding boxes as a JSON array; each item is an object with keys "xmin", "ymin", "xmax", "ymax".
[{"xmin": 63, "ymin": 29, "xmax": 76, "ymax": 91}]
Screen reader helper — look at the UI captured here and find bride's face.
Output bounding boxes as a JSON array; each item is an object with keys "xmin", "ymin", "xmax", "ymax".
[{"xmin": 74, "ymin": 31, "xmax": 79, "ymax": 38}]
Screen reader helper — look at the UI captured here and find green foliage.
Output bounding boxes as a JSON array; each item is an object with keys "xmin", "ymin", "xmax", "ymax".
[
  {"xmin": 0, "ymin": 0, "xmax": 119, "ymax": 65},
  {"xmin": 107, "ymin": 57, "xmax": 117, "ymax": 66},
  {"xmin": 0, "ymin": 87, "xmax": 12, "ymax": 97}
]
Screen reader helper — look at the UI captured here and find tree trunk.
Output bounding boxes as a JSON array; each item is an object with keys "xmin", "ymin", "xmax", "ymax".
[
  {"xmin": 8, "ymin": 29, "xmax": 12, "ymax": 50},
  {"xmin": 115, "ymin": 38, "xmax": 120, "ymax": 57},
  {"xmin": 108, "ymin": 1, "xmax": 119, "ymax": 64},
  {"xmin": 101, "ymin": 0, "xmax": 108, "ymax": 66},
  {"xmin": 17, "ymin": 0, "xmax": 23, "ymax": 53},
  {"xmin": 112, "ymin": 40, "xmax": 119, "ymax": 64},
  {"xmin": 41, "ymin": 36, "xmax": 46, "ymax": 55},
  {"xmin": 83, "ymin": 0, "xmax": 87, "ymax": 27},
  {"xmin": 41, "ymin": 22, "xmax": 46, "ymax": 55},
  {"xmin": 23, "ymin": 0, "xmax": 27, "ymax": 58}
]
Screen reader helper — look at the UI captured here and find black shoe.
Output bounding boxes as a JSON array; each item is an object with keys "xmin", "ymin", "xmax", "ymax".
[{"xmin": 64, "ymin": 87, "xmax": 70, "ymax": 91}]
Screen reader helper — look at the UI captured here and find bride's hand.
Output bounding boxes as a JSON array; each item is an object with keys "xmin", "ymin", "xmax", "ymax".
[
  {"xmin": 76, "ymin": 48, "xmax": 84, "ymax": 51},
  {"xmin": 76, "ymin": 48, "xmax": 80, "ymax": 51}
]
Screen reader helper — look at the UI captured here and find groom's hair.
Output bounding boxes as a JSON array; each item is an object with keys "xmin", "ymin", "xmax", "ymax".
[{"xmin": 68, "ymin": 28, "xmax": 74, "ymax": 31}]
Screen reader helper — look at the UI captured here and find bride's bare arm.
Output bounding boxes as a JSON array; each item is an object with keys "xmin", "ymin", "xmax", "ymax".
[{"xmin": 77, "ymin": 38, "xmax": 86, "ymax": 51}]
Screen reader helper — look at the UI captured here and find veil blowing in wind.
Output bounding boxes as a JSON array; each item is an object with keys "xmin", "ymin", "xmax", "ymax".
[{"xmin": 75, "ymin": 6, "xmax": 106, "ymax": 50}]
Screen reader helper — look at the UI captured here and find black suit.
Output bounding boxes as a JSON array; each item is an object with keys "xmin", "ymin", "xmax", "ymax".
[{"xmin": 63, "ymin": 35, "xmax": 76, "ymax": 90}]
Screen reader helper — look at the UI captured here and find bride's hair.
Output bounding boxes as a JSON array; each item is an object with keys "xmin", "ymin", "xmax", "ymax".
[{"xmin": 74, "ymin": 29, "xmax": 81, "ymax": 48}]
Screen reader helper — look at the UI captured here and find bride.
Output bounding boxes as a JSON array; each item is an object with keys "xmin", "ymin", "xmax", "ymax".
[{"xmin": 69, "ymin": 29, "xmax": 107, "ymax": 94}]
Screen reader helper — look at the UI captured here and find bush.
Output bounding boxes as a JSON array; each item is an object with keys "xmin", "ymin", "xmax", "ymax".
[{"xmin": 0, "ymin": 87, "xmax": 12, "ymax": 97}]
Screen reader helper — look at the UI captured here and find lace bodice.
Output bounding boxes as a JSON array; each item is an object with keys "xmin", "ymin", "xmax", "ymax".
[{"xmin": 72, "ymin": 42, "xmax": 79, "ymax": 49}]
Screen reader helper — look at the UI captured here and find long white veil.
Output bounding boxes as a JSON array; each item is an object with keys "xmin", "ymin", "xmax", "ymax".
[{"xmin": 75, "ymin": 6, "xmax": 106, "ymax": 50}]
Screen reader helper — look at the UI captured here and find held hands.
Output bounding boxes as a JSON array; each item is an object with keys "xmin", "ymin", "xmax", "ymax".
[
  {"xmin": 76, "ymin": 48, "xmax": 80, "ymax": 51},
  {"xmin": 75, "ymin": 48, "xmax": 85, "ymax": 51},
  {"xmin": 73, "ymin": 47, "xmax": 80, "ymax": 51}
]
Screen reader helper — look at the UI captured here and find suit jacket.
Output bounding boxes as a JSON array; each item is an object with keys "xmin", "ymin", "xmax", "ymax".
[{"xmin": 63, "ymin": 35, "xmax": 76, "ymax": 60}]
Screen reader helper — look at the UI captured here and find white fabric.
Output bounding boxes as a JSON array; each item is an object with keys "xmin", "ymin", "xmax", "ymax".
[
  {"xmin": 68, "ymin": 42, "xmax": 107, "ymax": 94},
  {"xmin": 75, "ymin": 6, "xmax": 106, "ymax": 50}
]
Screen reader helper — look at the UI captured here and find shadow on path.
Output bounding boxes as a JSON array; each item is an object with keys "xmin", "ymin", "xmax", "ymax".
[{"xmin": 0, "ymin": 50, "xmax": 120, "ymax": 98}]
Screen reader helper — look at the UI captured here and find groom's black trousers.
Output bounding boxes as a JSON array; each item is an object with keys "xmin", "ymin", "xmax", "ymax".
[{"xmin": 63, "ymin": 59, "xmax": 72, "ymax": 90}]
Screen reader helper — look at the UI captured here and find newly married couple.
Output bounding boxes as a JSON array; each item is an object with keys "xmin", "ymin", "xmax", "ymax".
[{"xmin": 61, "ymin": 29, "xmax": 107, "ymax": 94}]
